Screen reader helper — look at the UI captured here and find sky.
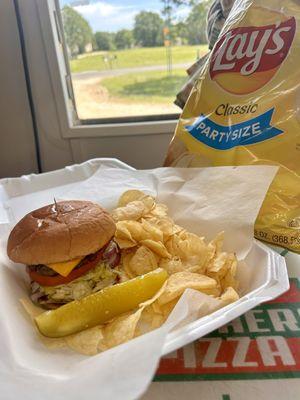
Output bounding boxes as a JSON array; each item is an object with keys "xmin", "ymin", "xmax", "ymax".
[{"xmin": 60, "ymin": 0, "xmax": 191, "ymax": 32}]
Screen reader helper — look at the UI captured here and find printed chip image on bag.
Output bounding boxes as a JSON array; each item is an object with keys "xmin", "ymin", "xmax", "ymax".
[{"xmin": 165, "ymin": 0, "xmax": 300, "ymax": 252}]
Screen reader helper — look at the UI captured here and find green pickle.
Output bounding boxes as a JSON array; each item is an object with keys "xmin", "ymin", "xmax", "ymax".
[{"xmin": 35, "ymin": 268, "xmax": 168, "ymax": 338}]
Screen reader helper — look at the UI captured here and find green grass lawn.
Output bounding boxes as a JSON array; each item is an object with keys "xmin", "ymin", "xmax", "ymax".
[
  {"xmin": 70, "ymin": 45, "xmax": 208, "ymax": 73},
  {"xmin": 101, "ymin": 69, "xmax": 187, "ymax": 103}
]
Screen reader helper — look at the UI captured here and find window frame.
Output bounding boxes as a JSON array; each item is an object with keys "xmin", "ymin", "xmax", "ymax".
[{"xmin": 37, "ymin": 0, "xmax": 179, "ymax": 139}]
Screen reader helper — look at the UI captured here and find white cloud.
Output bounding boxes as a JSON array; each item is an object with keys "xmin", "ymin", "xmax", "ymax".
[
  {"xmin": 74, "ymin": 1, "xmax": 138, "ymax": 32},
  {"xmin": 72, "ymin": 1, "xmax": 192, "ymax": 32},
  {"xmin": 75, "ymin": 2, "xmax": 116, "ymax": 17}
]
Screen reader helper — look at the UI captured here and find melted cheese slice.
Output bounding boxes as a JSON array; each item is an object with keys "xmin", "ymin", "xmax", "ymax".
[{"xmin": 47, "ymin": 257, "xmax": 84, "ymax": 277}]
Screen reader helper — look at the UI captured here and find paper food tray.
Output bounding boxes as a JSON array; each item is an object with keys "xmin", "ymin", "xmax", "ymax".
[
  {"xmin": 0, "ymin": 158, "xmax": 289, "ymax": 355},
  {"xmin": 0, "ymin": 158, "xmax": 289, "ymax": 400}
]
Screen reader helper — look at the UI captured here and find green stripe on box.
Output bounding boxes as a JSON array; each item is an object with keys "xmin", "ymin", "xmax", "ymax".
[
  {"xmin": 206, "ymin": 303, "xmax": 300, "ymax": 339},
  {"xmin": 294, "ymin": 278, "xmax": 300, "ymax": 290},
  {"xmin": 222, "ymin": 395, "xmax": 231, "ymax": 400},
  {"xmin": 154, "ymin": 371, "xmax": 300, "ymax": 382},
  {"xmin": 207, "ymin": 331, "xmax": 300, "ymax": 339},
  {"xmin": 280, "ymin": 249, "xmax": 289, "ymax": 257}
]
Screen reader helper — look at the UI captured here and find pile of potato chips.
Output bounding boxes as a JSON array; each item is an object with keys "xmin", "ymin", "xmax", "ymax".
[{"xmin": 22, "ymin": 190, "xmax": 239, "ymax": 355}]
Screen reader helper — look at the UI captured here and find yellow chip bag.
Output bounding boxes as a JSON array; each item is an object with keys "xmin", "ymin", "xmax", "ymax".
[{"xmin": 165, "ymin": 0, "xmax": 300, "ymax": 252}]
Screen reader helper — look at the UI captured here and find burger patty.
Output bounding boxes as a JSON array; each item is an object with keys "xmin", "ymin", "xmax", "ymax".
[{"xmin": 27, "ymin": 240, "xmax": 120, "ymax": 278}]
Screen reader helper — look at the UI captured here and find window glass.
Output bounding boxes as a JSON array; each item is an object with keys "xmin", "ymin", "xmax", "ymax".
[{"xmin": 60, "ymin": 0, "xmax": 209, "ymax": 121}]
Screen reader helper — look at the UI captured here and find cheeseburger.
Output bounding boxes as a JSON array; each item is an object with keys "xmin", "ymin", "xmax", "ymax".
[{"xmin": 7, "ymin": 200, "xmax": 120, "ymax": 309}]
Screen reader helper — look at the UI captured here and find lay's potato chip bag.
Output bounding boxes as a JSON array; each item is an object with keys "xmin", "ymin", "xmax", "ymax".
[{"xmin": 165, "ymin": 0, "xmax": 300, "ymax": 252}]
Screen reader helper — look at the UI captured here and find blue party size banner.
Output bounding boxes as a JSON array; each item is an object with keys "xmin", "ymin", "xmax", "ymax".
[{"xmin": 185, "ymin": 108, "xmax": 283, "ymax": 150}]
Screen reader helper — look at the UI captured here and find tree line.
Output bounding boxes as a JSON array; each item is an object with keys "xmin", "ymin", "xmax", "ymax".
[{"xmin": 62, "ymin": 2, "xmax": 209, "ymax": 56}]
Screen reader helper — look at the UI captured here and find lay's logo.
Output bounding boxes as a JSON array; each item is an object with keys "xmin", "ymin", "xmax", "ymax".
[{"xmin": 210, "ymin": 17, "xmax": 296, "ymax": 94}]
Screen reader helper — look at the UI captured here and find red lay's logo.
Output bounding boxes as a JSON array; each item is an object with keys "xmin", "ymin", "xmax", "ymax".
[{"xmin": 210, "ymin": 17, "xmax": 296, "ymax": 95}]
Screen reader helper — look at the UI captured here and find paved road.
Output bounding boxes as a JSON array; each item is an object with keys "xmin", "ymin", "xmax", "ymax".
[{"xmin": 72, "ymin": 62, "xmax": 190, "ymax": 80}]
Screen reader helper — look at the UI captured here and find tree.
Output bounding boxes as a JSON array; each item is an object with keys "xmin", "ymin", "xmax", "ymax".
[
  {"xmin": 171, "ymin": 22, "xmax": 189, "ymax": 45},
  {"xmin": 94, "ymin": 31, "xmax": 114, "ymax": 51},
  {"xmin": 134, "ymin": 12, "xmax": 164, "ymax": 47},
  {"xmin": 185, "ymin": 2, "xmax": 209, "ymax": 45},
  {"xmin": 61, "ymin": 6, "xmax": 93, "ymax": 55},
  {"xmin": 114, "ymin": 30, "xmax": 134, "ymax": 49},
  {"xmin": 161, "ymin": 0, "xmax": 191, "ymax": 25}
]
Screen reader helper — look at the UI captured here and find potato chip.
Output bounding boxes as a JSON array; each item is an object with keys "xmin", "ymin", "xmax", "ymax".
[
  {"xmin": 102, "ymin": 308, "xmax": 143, "ymax": 349},
  {"xmin": 39, "ymin": 336, "xmax": 67, "ymax": 350},
  {"xmin": 166, "ymin": 231, "xmax": 211, "ymax": 269},
  {"xmin": 116, "ymin": 220, "xmax": 142, "ymax": 242},
  {"xmin": 137, "ymin": 306, "xmax": 165, "ymax": 333},
  {"xmin": 140, "ymin": 298, "xmax": 178, "ymax": 333},
  {"xmin": 150, "ymin": 203, "xmax": 168, "ymax": 218},
  {"xmin": 209, "ymin": 232, "xmax": 224, "ymax": 255},
  {"xmin": 115, "ymin": 238, "xmax": 136, "ymax": 249},
  {"xmin": 184, "ymin": 233, "xmax": 212, "ymax": 268},
  {"xmin": 115, "ymin": 222, "xmax": 137, "ymax": 248},
  {"xmin": 160, "ymin": 298, "xmax": 178, "ymax": 318},
  {"xmin": 157, "ymin": 272, "xmax": 219, "ymax": 305},
  {"xmin": 143, "ymin": 298, "xmax": 179, "ymax": 326},
  {"xmin": 66, "ymin": 326, "xmax": 104, "ymax": 356},
  {"xmin": 221, "ymin": 255, "xmax": 238, "ymax": 291},
  {"xmin": 185, "ymin": 264, "xmax": 207, "ymax": 274},
  {"xmin": 151, "ymin": 299, "xmax": 163, "ymax": 315},
  {"xmin": 138, "ymin": 306, "xmax": 156, "ymax": 324},
  {"xmin": 142, "ymin": 216, "xmax": 177, "ymax": 241},
  {"xmin": 117, "ymin": 189, "xmax": 155, "ymax": 213},
  {"xmin": 154, "ymin": 217, "xmax": 175, "ymax": 239},
  {"xmin": 129, "ymin": 245, "xmax": 158, "ymax": 276},
  {"xmin": 207, "ymin": 252, "xmax": 238, "ymax": 293},
  {"xmin": 141, "ymin": 219, "xmax": 164, "ymax": 242},
  {"xmin": 141, "ymin": 196, "xmax": 156, "ymax": 214},
  {"xmin": 150, "ymin": 313, "xmax": 165, "ymax": 329},
  {"xmin": 116, "ymin": 219, "xmax": 164, "ymax": 246},
  {"xmin": 141, "ymin": 239, "xmax": 171, "ymax": 258},
  {"xmin": 228, "ymin": 253, "xmax": 237, "ymax": 276},
  {"xmin": 121, "ymin": 252, "xmax": 136, "ymax": 279},
  {"xmin": 140, "ymin": 299, "xmax": 176, "ymax": 330},
  {"xmin": 203, "ymin": 241, "xmax": 218, "ymax": 270},
  {"xmin": 138, "ymin": 282, "xmax": 169, "ymax": 333},
  {"xmin": 207, "ymin": 252, "xmax": 228, "ymax": 278},
  {"xmin": 118, "ymin": 190, "xmax": 148, "ymax": 207},
  {"xmin": 159, "ymin": 256, "xmax": 184, "ymax": 274},
  {"xmin": 219, "ymin": 287, "xmax": 239, "ymax": 306},
  {"xmin": 112, "ymin": 200, "xmax": 146, "ymax": 222},
  {"xmin": 165, "ymin": 231, "xmax": 185, "ymax": 256}
]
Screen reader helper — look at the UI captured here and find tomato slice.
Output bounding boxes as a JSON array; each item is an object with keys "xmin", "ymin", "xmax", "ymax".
[{"xmin": 28, "ymin": 247, "xmax": 105, "ymax": 287}]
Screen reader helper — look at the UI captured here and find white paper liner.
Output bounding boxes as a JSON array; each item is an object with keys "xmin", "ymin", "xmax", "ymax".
[{"xmin": 0, "ymin": 164, "xmax": 280, "ymax": 400}]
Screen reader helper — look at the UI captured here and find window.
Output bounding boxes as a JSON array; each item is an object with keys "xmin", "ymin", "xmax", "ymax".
[{"xmin": 38, "ymin": 0, "xmax": 209, "ymax": 136}]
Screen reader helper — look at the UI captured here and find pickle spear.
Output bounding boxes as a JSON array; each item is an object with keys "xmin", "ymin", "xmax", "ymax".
[{"xmin": 35, "ymin": 268, "xmax": 168, "ymax": 338}]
